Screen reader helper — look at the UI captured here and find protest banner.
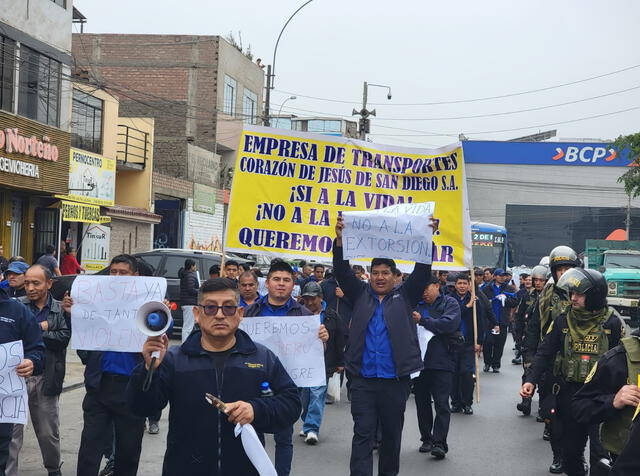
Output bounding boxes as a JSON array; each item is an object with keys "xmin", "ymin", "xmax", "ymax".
[
  {"xmin": 342, "ymin": 201, "xmax": 435, "ymax": 263},
  {"xmin": 240, "ymin": 315, "xmax": 325, "ymax": 387},
  {"xmin": 70, "ymin": 276, "xmax": 168, "ymax": 352},
  {"xmin": 0, "ymin": 340, "xmax": 28, "ymax": 424},
  {"xmin": 225, "ymin": 125, "xmax": 472, "ymax": 270}
]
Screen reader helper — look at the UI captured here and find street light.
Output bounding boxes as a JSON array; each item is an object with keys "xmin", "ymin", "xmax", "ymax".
[
  {"xmin": 274, "ymin": 96, "xmax": 297, "ymax": 128},
  {"xmin": 264, "ymin": 0, "xmax": 315, "ymax": 126},
  {"xmin": 352, "ymin": 82, "xmax": 392, "ymax": 140}
]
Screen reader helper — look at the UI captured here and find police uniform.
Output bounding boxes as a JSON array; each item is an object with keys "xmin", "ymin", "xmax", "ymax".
[
  {"xmin": 572, "ymin": 330, "xmax": 639, "ymax": 458},
  {"xmin": 524, "ymin": 268, "xmax": 621, "ymax": 476},
  {"xmin": 610, "ymin": 414, "xmax": 640, "ymax": 475}
]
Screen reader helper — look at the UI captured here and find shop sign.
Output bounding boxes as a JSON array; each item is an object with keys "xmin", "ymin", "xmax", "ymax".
[
  {"xmin": 193, "ymin": 183, "xmax": 216, "ymax": 214},
  {"xmin": 0, "ymin": 128, "xmax": 59, "ymax": 162},
  {"xmin": 81, "ymin": 223, "xmax": 111, "ymax": 273},
  {"xmin": 0, "ymin": 157, "xmax": 40, "ymax": 178},
  {"xmin": 64, "ymin": 149, "xmax": 116, "ymax": 206},
  {"xmin": 61, "ymin": 200, "xmax": 101, "ymax": 223}
]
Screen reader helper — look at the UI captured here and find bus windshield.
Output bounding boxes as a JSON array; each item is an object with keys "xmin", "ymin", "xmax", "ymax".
[{"xmin": 472, "ymin": 231, "xmax": 507, "ymax": 269}]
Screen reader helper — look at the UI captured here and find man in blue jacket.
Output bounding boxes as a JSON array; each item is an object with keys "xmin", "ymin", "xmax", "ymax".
[
  {"xmin": 243, "ymin": 260, "xmax": 315, "ymax": 476},
  {"xmin": 333, "ymin": 216, "xmax": 434, "ymax": 476},
  {"xmin": 0, "ymin": 286, "xmax": 45, "ymax": 476},
  {"xmin": 127, "ymin": 277, "xmax": 300, "ymax": 476},
  {"xmin": 413, "ymin": 275, "xmax": 461, "ymax": 459},
  {"xmin": 481, "ymin": 268, "xmax": 517, "ymax": 372}
]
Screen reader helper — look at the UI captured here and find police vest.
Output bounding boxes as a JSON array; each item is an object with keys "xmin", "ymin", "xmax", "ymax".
[
  {"xmin": 600, "ymin": 336, "xmax": 640, "ymax": 455},
  {"xmin": 553, "ymin": 322, "xmax": 609, "ymax": 384},
  {"xmin": 540, "ymin": 290, "xmax": 569, "ymax": 339}
]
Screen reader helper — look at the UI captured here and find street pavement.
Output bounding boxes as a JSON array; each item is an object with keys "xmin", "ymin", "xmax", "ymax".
[{"xmin": 15, "ymin": 338, "xmax": 583, "ymax": 475}]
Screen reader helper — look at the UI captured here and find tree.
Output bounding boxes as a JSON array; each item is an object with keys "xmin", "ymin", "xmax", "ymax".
[{"xmin": 613, "ymin": 132, "xmax": 640, "ymax": 238}]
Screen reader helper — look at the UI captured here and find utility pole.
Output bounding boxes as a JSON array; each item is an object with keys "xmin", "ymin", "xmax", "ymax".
[
  {"xmin": 626, "ymin": 194, "xmax": 632, "ymax": 239},
  {"xmin": 264, "ymin": 65, "xmax": 271, "ymax": 126},
  {"xmin": 352, "ymin": 82, "xmax": 392, "ymax": 140}
]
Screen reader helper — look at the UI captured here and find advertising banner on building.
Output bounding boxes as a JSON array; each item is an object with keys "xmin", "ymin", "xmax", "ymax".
[
  {"xmin": 193, "ymin": 183, "xmax": 216, "ymax": 214},
  {"xmin": 225, "ymin": 125, "xmax": 472, "ymax": 270},
  {"xmin": 65, "ymin": 149, "xmax": 116, "ymax": 206},
  {"xmin": 81, "ymin": 223, "xmax": 111, "ymax": 273}
]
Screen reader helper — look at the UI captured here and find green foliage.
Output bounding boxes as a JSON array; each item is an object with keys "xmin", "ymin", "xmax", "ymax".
[{"xmin": 614, "ymin": 132, "xmax": 640, "ymax": 198}]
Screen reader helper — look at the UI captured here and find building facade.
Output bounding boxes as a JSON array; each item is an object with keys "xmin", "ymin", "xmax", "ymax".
[
  {"xmin": 71, "ymin": 33, "xmax": 264, "ymax": 252},
  {"xmin": 463, "ymin": 140, "xmax": 637, "ymax": 265},
  {"xmin": 0, "ymin": 0, "xmax": 74, "ymax": 262}
]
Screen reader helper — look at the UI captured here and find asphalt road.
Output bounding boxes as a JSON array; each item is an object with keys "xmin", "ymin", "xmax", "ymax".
[{"xmin": 15, "ymin": 340, "xmax": 582, "ymax": 475}]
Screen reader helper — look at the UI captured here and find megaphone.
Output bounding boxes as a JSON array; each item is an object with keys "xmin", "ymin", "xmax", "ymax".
[
  {"xmin": 135, "ymin": 301, "xmax": 172, "ymax": 392},
  {"xmin": 136, "ymin": 301, "xmax": 172, "ymax": 337}
]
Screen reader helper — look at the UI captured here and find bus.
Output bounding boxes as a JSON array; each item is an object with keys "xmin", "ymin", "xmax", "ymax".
[{"xmin": 471, "ymin": 221, "xmax": 509, "ymax": 269}]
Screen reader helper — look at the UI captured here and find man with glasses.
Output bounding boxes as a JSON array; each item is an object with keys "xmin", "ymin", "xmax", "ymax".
[
  {"xmin": 243, "ymin": 260, "xmax": 320, "ymax": 476},
  {"xmin": 127, "ymin": 278, "xmax": 300, "ymax": 474}
]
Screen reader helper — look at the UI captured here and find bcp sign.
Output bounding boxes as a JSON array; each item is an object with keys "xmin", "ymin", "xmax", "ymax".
[
  {"xmin": 463, "ymin": 141, "xmax": 631, "ymax": 167},
  {"xmin": 552, "ymin": 146, "xmax": 617, "ymax": 164}
]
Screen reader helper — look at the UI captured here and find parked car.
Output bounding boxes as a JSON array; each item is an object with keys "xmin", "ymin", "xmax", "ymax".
[{"xmin": 51, "ymin": 249, "xmax": 254, "ymax": 331}]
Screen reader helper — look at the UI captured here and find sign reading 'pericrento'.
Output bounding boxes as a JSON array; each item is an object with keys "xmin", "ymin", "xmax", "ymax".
[{"xmin": 225, "ymin": 125, "xmax": 472, "ymax": 270}]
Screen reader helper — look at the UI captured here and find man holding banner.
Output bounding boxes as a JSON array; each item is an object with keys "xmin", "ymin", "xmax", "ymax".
[{"xmin": 333, "ymin": 215, "xmax": 435, "ymax": 476}]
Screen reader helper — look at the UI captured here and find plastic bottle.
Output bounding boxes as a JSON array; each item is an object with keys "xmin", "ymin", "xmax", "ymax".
[{"xmin": 261, "ymin": 381, "xmax": 274, "ymax": 397}]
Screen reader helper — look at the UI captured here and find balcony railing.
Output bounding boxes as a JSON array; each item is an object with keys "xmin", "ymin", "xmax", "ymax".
[{"xmin": 117, "ymin": 124, "xmax": 149, "ymax": 169}]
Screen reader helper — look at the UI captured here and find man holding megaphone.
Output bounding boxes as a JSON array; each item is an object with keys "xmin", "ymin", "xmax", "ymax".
[{"xmin": 126, "ymin": 278, "xmax": 301, "ymax": 475}]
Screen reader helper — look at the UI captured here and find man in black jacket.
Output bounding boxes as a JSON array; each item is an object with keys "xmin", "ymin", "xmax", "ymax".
[
  {"xmin": 333, "ymin": 216, "xmax": 434, "ymax": 476},
  {"xmin": 127, "ymin": 278, "xmax": 300, "ymax": 476},
  {"xmin": 413, "ymin": 276, "xmax": 461, "ymax": 459},
  {"xmin": 6, "ymin": 265, "xmax": 70, "ymax": 476},
  {"xmin": 299, "ymin": 281, "xmax": 345, "ymax": 445}
]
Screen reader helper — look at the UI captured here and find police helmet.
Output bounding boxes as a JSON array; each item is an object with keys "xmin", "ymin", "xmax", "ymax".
[
  {"xmin": 549, "ymin": 246, "xmax": 579, "ymax": 270},
  {"xmin": 530, "ymin": 265, "xmax": 550, "ymax": 281},
  {"xmin": 556, "ymin": 268, "xmax": 607, "ymax": 311},
  {"xmin": 539, "ymin": 256, "xmax": 550, "ymax": 267}
]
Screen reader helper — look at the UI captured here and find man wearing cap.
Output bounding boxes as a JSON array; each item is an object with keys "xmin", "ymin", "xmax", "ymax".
[
  {"xmin": 5, "ymin": 261, "xmax": 28, "ymax": 298},
  {"xmin": 299, "ymin": 281, "xmax": 345, "ymax": 445},
  {"xmin": 481, "ymin": 268, "xmax": 517, "ymax": 372}
]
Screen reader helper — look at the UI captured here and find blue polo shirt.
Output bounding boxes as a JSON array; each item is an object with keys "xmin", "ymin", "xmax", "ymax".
[
  {"xmin": 361, "ymin": 289, "xmax": 396, "ymax": 379},
  {"xmin": 257, "ymin": 295, "xmax": 294, "ymax": 317},
  {"xmin": 240, "ymin": 293, "xmax": 261, "ymax": 309},
  {"xmin": 101, "ymin": 351, "xmax": 137, "ymax": 376}
]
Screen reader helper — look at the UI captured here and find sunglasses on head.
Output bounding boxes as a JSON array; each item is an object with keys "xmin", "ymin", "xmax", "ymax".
[{"xmin": 198, "ymin": 304, "xmax": 238, "ymax": 317}]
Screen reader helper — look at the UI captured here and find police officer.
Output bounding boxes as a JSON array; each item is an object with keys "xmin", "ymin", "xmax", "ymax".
[
  {"xmin": 609, "ymin": 414, "xmax": 640, "ymax": 475},
  {"xmin": 572, "ymin": 329, "xmax": 639, "ymax": 466},
  {"xmin": 523, "ymin": 246, "xmax": 578, "ymax": 473},
  {"xmin": 520, "ymin": 268, "xmax": 622, "ymax": 476},
  {"xmin": 516, "ymin": 265, "xmax": 548, "ymax": 416}
]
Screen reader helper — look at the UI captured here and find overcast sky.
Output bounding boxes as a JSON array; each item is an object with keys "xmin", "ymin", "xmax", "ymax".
[{"xmin": 73, "ymin": 0, "xmax": 640, "ymax": 148}]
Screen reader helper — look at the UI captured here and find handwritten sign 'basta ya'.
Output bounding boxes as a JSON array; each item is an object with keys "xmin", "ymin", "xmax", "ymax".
[
  {"xmin": 71, "ymin": 276, "xmax": 167, "ymax": 352},
  {"xmin": 0, "ymin": 340, "xmax": 28, "ymax": 424},
  {"xmin": 342, "ymin": 202, "xmax": 435, "ymax": 264},
  {"xmin": 240, "ymin": 315, "xmax": 325, "ymax": 387}
]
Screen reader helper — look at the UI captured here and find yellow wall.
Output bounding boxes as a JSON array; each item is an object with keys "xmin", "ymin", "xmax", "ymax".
[
  {"xmin": 115, "ymin": 117, "xmax": 155, "ymax": 211},
  {"xmin": 73, "ymin": 83, "xmax": 120, "ymax": 160}
]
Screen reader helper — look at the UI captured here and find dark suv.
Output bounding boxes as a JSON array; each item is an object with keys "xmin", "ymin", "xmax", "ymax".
[{"xmin": 51, "ymin": 249, "xmax": 253, "ymax": 331}]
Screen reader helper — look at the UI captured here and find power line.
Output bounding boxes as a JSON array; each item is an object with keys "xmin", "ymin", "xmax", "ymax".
[{"xmin": 273, "ymin": 62, "xmax": 640, "ymax": 106}]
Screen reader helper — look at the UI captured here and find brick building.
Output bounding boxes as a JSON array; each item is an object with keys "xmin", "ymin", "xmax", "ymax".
[{"xmin": 71, "ymin": 33, "xmax": 264, "ymax": 250}]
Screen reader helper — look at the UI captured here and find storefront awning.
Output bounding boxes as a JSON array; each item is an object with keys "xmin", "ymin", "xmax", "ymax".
[{"xmin": 60, "ymin": 200, "xmax": 111, "ymax": 224}]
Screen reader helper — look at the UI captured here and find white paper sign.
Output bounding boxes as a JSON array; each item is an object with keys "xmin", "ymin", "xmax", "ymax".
[
  {"xmin": 342, "ymin": 202, "xmax": 435, "ymax": 264},
  {"xmin": 70, "ymin": 276, "xmax": 168, "ymax": 352},
  {"xmin": 235, "ymin": 423, "xmax": 277, "ymax": 476},
  {"xmin": 240, "ymin": 315, "xmax": 325, "ymax": 387},
  {"xmin": 0, "ymin": 340, "xmax": 28, "ymax": 424},
  {"xmin": 411, "ymin": 326, "xmax": 434, "ymax": 379}
]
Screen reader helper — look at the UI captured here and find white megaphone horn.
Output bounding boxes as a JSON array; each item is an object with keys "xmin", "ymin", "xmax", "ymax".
[
  {"xmin": 136, "ymin": 301, "xmax": 173, "ymax": 337},
  {"xmin": 135, "ymin": 301, "xmax": 173, "ymax": 392}
]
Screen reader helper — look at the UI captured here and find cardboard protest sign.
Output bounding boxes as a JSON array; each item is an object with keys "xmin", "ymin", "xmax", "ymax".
[
  {"xmin": 0, "ymin": 341, "xmax": 28, "ymax": 424},
  {"xmin": 240, "ymin": 315, "xmax": 325, "ymax": 387},
  {"xmin": 225, "ymin": 125, "xmax": 472, "ymax": 270},
  {"xmin": 70, "ymin": 276, "xmax": 168, "ymax": 352},
  {"xmin": 342, "ymin": 202, "xmax": 435, "ymax": 263}
]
